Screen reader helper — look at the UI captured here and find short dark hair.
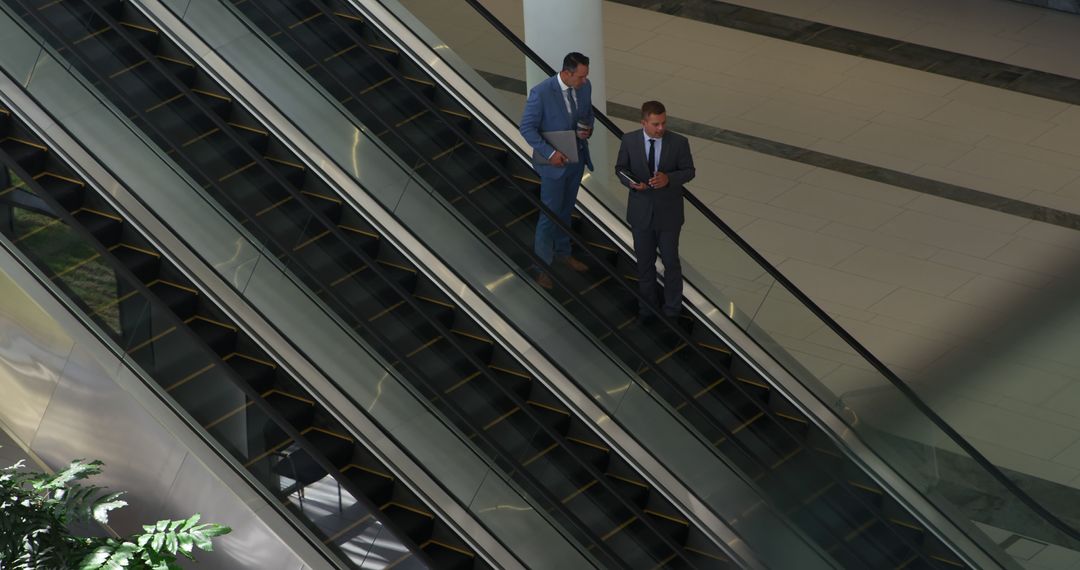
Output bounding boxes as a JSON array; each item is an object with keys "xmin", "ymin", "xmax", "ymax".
[
  {"xmin": 562, "ymin": 52, "xmax": 590, "ymax": 72},
  {"xmin": 641, "ymin": 100, "xmax": 666, "ymax": 119}
]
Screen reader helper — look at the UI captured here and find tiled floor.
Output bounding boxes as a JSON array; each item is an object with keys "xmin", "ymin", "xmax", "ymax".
[{"xmin": 437, "ymin": 0, "xmax": 1080, "ymax": 494}]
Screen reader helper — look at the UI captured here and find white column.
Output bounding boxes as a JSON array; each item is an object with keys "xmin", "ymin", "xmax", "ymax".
[{"xmin": 522, "ymin": 0, "xmax": 606, "ymax": 114}]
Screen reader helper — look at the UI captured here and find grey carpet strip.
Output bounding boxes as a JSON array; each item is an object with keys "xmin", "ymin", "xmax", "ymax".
[
  {"xmin": 478, "ymin": 70, "xmax": 1080, "ymax": 230},
  {"xmin": 610, "ymin": 0, "xmax": 1080, "ymax": 106}
]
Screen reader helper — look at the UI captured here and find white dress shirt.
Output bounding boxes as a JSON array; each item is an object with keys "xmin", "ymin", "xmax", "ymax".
[{"xmin": 556, "ymin": 73, "xmax": 578, "ymax": 117}]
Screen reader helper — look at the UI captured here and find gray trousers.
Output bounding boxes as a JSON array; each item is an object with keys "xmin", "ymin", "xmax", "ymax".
[{"xmin": 632, "ymin": 226, "xmax": 682, "ymax": 316}]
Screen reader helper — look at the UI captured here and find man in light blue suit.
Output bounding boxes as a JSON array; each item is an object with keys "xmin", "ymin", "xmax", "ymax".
[{"xmin": 520, "ymin": 52, "xmax": 595, "ymax": 289}]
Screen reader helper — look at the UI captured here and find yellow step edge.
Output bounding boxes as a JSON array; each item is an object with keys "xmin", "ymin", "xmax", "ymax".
[
  {"xmin": 848, "ymin": 480, "xmax": 884, "ymax": 495},
  {"xmin": 566, "ymin": 436, "xmax": 608, "ymax": 452},
  {"xmin": 467, "ymin": 176, "xmax": 500, "ymax": 195},
  {"xmin": 74, "ymin": 206, "xmax": 122, "ymax": 221},
  {"xmin": 321, "ymin": 44, "xmax": 359, "ymax": 64},
  {"xmin": 578, "ymin": 275, "xmax": 611, "ymax": 295},
  {"xmin": 222, "ymin": 351, "xmax": 276, "ymax": 368},
  {"xmin": 227, "ymin": 121, "xmax": 267, "ymax": 136},
  {"xmin": 263, "ymin": 388, "xmax": 315, "ymax": 406},
  {"xmin": 329, "ymin": 265, "xmax": 369, "ymax": 287},
  {"xmin": 443, "ymin": 371, "xmax": 482, "ymax": 394},
  {"xmin": 145, "ymin": 93, "xmax": 184, "ymax": 113},
  {"xmin": 73, "ymin": 26, "xmax": 110, "ymax": 45},
  {"xmin": 321, "ymin": 513, "xmax": 374, "ymax": 545},
  {"xmin": 736, "ymin": 376, "xmax": 770, "ymax": 389},
  {"xmin": 692, "ymin": 378, "xmax": 726, "ymax": 399},
  {"xmin": 191, "ymin": 88, "xmax": 231, "ymax": 102},
  {"xmin": 521, "ymin": 441, "xmax": 558, "ymax": 466},
  {"xmin": 156, "ymin": 54, "xmax": 194, "ymax": 68},
  {"xmin": 685, "ymin": 546, "xmax": 726, "ymax": 561},
  {"xmin": 342, "ymin": 463, "xmax": 393, "ymax": 481},
  {"xmin": 181, "ymin": 127, "xmax": 220, "ymax": 148},
  {"xmin": 255, "ymin": 195, "xmax": 294, "ymax": 217},
  {"xmin": 165, "ymin": 362, "xmax": 216, "ymax": 392},
  {"xmin": 118, "ymin": 21, "xmax": 158, "ymax": 34},
  {"xmin": 332, "ymin": 11, "xmax": 363, "ymax": 22},
  {"xmin": 770, "ymin": 446, "xmax": 804, "ymax": 469},
  {"xmin": 653, "ymin": 342, "xmax": 688, "ymax": 365},
  {"xmin": 600, "ymin": 516, "xmax": 638, "ymax": 541},
  {"xmin": 126, "ymin": 327, "xmax": 177, "ymax": 355},
  {"xmin": 430, "ymin": 141, "xmax": 465, "ymax": 161},
  {"xmin": 34, "ymin": 171, "xmax": 85, "ymax": 186},
  {"xmin": 184, "ymin": 314, "xmax": 238, "ymax": 332},
  {"xmin": 3, "ymin": 136, "xmax": 48, "ymax": 151},
  {"xmin": 440, "ymin": 107, "xmax": 470, "ymax": 120},
  {"xmin": 376, "ymin": 258, "xmax": 416, "ymax": 273},
  {"xmin": 381, "ymin": 501, "xmax": 433, "ymax": 519},
  {"xmin": 218, "ymin": 160, "xmax": 256, "ymax": 182},
  {"xmin": 697, "ymin": 340, "xmax": 731, "ymax": 354},
  {"xmin": 450, "ymin": 328, "xmax": 493, "ymax": 344},
  {"xmin": 414, "ymin": 294, "xmax": 453, "ymax": 309},
  {"xmin": 560, "ymin": 479, "xmax": 598, "ymax": 504},
  {"xmin": 109, "ymin": 242, "xmax": 160, "ymax": 258},
  {"xmin": 502, "ymin": 207, "xmax": 538, "ymax": 229},
  {"xmin": 302, "ymin": 425, "xmax": 353, "ymax": 443},
  {"xmin": 528, "ymin": 400, "xmax": 570, "ymax": 416},
  {"xmin": 488, "ymin": 364, "xmax": 531, "ymax": 379},
  {"xmin": 145, "ymin": 278, "xmax": 198, "ymax": 294},
  {"xmin": 731, "ymin": 411, "xmax": 765, "ymax": 434},
  {"xmin": 403, "ymin": 75, "xmax": 435, "ymax": 87},
  {"xmin": 52, "ymin": 253, "xmax": 102, "ymax": 279},
  {"xmin": 338, "ymin": 224, "xmax": 380, "ymax": 239},
  {"xmin": 204, "ymin": 400, "xmax": 254, "ymax": 431},
  {"xmin": 366, "ymin": 300, "xmax": 404, "ymax": 322},
  {"xmin": 242, "ymin": 437, "xmax": 293, "ymax": 468},
  {"xmin": 264, "ymin": 155, "xmax": 304, "ymax": 170},
  {"xmin": 482, "ymin": 406, "xmax": 520, "ymax": 431},
  {"xmin": 288, "ymin": 12, "xmax": 323, "ymax": 29},
  {"xmin": 108, "ymin": 59, "xmax": 148, "ymax": 79},
  {"xmin": 420, "ymin": 539, "xmax": 474, "ymax": 557},
  {"xmin": 405, "ymin": 336, "xmax": 442, "ymax": 358},
  {"xmin": 606, "ymin": 472, "xmax": 647, "ymax": 489},
  {"xmin": 301, "ymin": 190, "xmax": 341, "ymax": 204},
  {"xmin": 359, "ymin": 76, "xmax": 393, "ymax": 95},
  {"xmin": 843, "ymin": 518, "xmax": 878, "ymax": 542},
  {"xmin": 644, "ymin": 508, "xmax": 688, "ymax": 526},
  {"xmin": 776, "ymin": 411, "xmax": 808, "ymax": 424},
  {"xmin": 291, "ymin": 229, "xmax": 331, "ymax": 252},
  {"xmin": 394, "ymin": 108, "xmax": 430, "ymax": 129}
]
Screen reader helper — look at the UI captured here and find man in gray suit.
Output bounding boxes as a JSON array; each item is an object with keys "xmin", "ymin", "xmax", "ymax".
[{"xmin": 615, "ymin": 101, "xmax": 696, "ymax": 319}]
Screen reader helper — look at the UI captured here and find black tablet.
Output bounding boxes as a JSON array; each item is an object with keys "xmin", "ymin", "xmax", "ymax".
[{"xmin": 617, "ymin": 169, "xmax": 642, "ymax": 186}]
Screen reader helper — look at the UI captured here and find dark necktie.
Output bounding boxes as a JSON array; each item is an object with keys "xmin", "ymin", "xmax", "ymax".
[
  {"xmin": 566, "ymin": 87, "xmax": 578, "ymax": 121},
  {"xmin": 648, "ymin": 138, "xmax": 656, "ymax": 175}
]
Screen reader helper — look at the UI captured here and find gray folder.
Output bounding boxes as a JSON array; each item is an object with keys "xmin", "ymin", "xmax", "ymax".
[{"xmin": 533, "ymin": 130, "xmax": 579, "ymax": 164}]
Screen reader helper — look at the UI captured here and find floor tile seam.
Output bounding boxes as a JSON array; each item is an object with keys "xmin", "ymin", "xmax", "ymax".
[
  {"xmin": 607, "ymin": 0, "xmax": 1080, "ymax": 109},
  {"xmin": 478, "ymin": 70, "xmax": 1080, "ymax": 233}
]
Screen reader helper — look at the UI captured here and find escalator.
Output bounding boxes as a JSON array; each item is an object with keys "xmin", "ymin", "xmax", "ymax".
[
  {"xmin": 2, "ymin": 1, "xmax": 738, "ymax": 567},
  {"xmin": 201, "ymin": 0, "xmax": 985, "ymax": 568},
  {"xmin": 0, "ymin": 100, "xmax": 486, "ymax": 569}
]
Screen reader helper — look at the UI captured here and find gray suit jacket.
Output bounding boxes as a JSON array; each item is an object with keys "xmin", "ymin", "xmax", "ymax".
[{"xmin": 615, "ymin": 129, "xmax": 695, "ymax": 230}]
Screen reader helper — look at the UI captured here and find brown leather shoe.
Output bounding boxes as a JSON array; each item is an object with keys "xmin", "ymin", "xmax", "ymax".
[
  {"xmin": 535, "ymin": 272, "xmax": 554, "ymax": 289},
  {"xmin": 559, "ymin": 256, "xmax": 589, "ymax": 272}
]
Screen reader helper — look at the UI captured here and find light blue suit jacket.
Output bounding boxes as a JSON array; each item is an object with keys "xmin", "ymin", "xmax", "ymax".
[{"xmin": 519, "ymin": 75, "xmax": 594, "ymax": 179}]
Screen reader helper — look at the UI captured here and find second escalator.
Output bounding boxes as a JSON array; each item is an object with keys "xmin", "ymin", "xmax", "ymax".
[{"xmin": 224, "ymin": 0, "xmax": 972, "ymax": 568}]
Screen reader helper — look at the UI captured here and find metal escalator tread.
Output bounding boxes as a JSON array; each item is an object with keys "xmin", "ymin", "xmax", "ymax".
[
  {"xmin": 219, "ymin": 0, "xmax": 974, "ymax": 567},
  {"xmin": 0, "ymin": 100, "xmax": 487, "ymax": 569},
  {"xmin": 8, "ymin": 0, "xmax": 734, "ymax": 566}
]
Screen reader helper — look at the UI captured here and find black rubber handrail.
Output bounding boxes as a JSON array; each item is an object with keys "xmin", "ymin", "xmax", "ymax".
[{"xmin": 458, "ymin": 0, "xmax": 1080, "ymax": 545}]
